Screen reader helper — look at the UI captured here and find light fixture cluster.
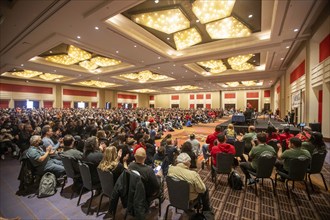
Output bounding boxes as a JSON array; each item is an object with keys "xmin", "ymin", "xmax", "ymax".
[
  {"xmin": 120, "ymin": 70, "xmax": 169, "ymax": 83},
  {"xmin": 222, "ymin": 80, "xmax": 263, "ymax": 88},
  {"xmin": 130, "ymin": 0, "xmax": 251, "ymax": 50},
  {"xmin": 79, "ymin": 80, "xmax": 117, "ymax": 88},
  {"xmin": 44, "ymin": 45, "xmax": 121, "ymax": 70},
  {"xmin": 197, "ymin": 59, "xmax": 227, "ymax": 74},
  {"xmin": 170, "ymin": 85, "xmax": 201, "ymax": 91},
  {"xmin": 11, "ymin": 69, "xmax": 64, "ymax": 81},
  {"xmin": 131, "ymin": 89, "xmax": 157, "ymax": 93}
]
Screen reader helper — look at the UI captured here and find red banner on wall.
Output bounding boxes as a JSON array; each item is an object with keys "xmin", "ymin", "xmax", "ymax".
[
  {"xmin": 206, "ymin": 94, "xmax": 211, "ymax": 99},
  {"xmin": 224, "ymin": 93, "xmax": 235, "ymax": 99},
  {"xmin": 320, "ymin": 34, "xmax": 330, "ymax": 63},
  {"xmin": 43, "ymin": 101, "xmax": 53, "ymax": 108},
  {"xmin": 196, "ymin": 94, "xmax": 204, "ymax": 99},
  {"xmin": 276, "ymin": 86, "xmax": 280, "ymax": 94},
  {"xmin": 63, "ymin": 89, "xmax": 97, "ymax": 97},
  {"xmin": 0, "ymin": 100, "xmax": 9, "ymax": 108},
  {"xmin": 118, "ymin": 94, "xmax": 137, "ymax": 99},
  {"xmin": 63, "ymin": 101, "xmax": 71, "ymax": 108},
  {"xmin": 150, "ymin": 95, "xmax": 154, "ymax": 100},
  {"xmin": 190, "ymin": 94, "xmax": 194, "ymax": 100},
  {"xmin": 0, "ymin": 83, "xmax": 52, "ymax": 94},
  {"xmin": 206, "ymin": 104, "xmax": 211, "ymax": 109},
  {"xmin": 247, "ymin": 92, "xmax": 259, "ymax": 98},
  {"xmin": 290, "ymin": 60, "xmax": 305, "ymax": 84},
  {"xmin": 171, "ymin": 95, "xmax": 179, "ymax": 100},
  {"xmin": 264, "ymin": 90, "xmax": 270, "ymax": 98}
]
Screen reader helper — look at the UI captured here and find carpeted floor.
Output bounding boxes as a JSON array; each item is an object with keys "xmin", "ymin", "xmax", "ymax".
[{"xmin": 1, "ymin": 117, "xmax": 330, "ymax": 220}]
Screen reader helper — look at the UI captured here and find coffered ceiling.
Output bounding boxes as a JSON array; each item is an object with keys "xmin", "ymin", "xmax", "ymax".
[{"xmin": 0, "ymin": 0, "xmax": 328, "ymax": 94}]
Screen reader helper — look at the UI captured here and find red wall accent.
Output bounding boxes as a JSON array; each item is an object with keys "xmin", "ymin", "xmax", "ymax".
[
  {"xmin": 189, "ymin": 104, "xmax": 194, "ymax": 109},
  {"xmin": 247, "ymin": 92, "xmax": 259, "ymax": 98},
  {"xmin": 117, "ymin": 94, "xmax": 137, "ymax": 99},
  {"xmin": 319, "ymin": 34, "xmax": 330, "ymax": 63},
  {"xmin": 190, "ymin": 94, "xmax": 194, "ymax": 100},
  {"xmin": 224, "ymin": 93, "xmax": 235, "ymax": 99},
  {"xmin": 43, "ymin": 101, "xmax": 53, "ymax": 108},
  {"xmin": 0, "ymin": 100, "xmax": 9, "ymax": 108},
  {"xmin": 290, "ymin": 60, "xmax": 305, "ymax": 84},
  {"xmin": 206, "ymin": 104, "xmax": 211, "ymax": 109},
  {"xmin": 133, "ymin": 103, "xmax": 137, "ymax": 108},
  {"xmin": 63, "ymin": 89, "xmax": 97, "ymax": 97},
  {"xmin": 276, "ymin": 86, "xmax": 280, "ymax": 94},
  {"xmin": 171, "ymin": 95, "xmax": 179, "ymax": 100},
  {"xmin": 264, "ymin": 90, "xmax": 271, "ymax": 98},
  {"xmin": 196, "ymin": 94, "xmax": 204, "ymax": 99},
  {"xmin": 318, "ymin": 90, "xmax": 322, "ymax": 123},
  {"xmin": 63, "ymin": 101, "xmax": 71, "ymax": 108},
  {"xmin": 0, "ymin": 83, "xmax": 52, "ymax": 94},
  {"xmin": 150, "ymin": 95, "xmax": 154, "ymax": 101},
  {"xmin": 206, "ymin": 94, "xmax": 211, "ymax": 99},
  {"xmin": 117, "ymin": 103, "xmax": 122, "ymax": 108},
  {"xmin": 91, "ymin": 102, "xmax": 97, "ymax": 108}
]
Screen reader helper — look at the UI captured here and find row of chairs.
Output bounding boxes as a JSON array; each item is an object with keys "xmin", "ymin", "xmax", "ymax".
[{"xmin": 211, "ymin": 151, "xmax": 328, "ymax": 200}]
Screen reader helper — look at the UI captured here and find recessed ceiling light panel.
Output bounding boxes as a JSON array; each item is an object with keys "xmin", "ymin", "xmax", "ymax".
[{"xmin": 174, "ymin": 27, "xmax": 202, "ymax": 50}]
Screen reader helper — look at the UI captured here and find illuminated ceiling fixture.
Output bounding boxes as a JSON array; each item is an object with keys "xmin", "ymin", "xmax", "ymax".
[
  {"xmin": 132, "ymin": 8, "xmax": 190, "ymax": 34},
  {"xmin": 226, "ymin": 82, "xmax": 240, "ymax": 87},
  {"xmin": 192, "ymin": 0, "xmax": 236, "ymax": 24},
  {"xmin": 67, "ymin": 45, "xmax": 92, "ymax": 61},
  {"xmin": 231, "ymin": 62, "xmax": 254, "ymax": 71},
  {"xmin": 171, "ymin": 85, "xmax": 201, "ymax": 90},
  {"xmin": 45, "ymin": 54, "xmax": 80, "ymax": 65},
  {"xmin": 206, "ymin": 16, "xmax": 251, "ymax": 39},
  {"xmin": 241, "ymin": 81, "xmax": 256, "ymax": 86},
  {"xmin": 174, "ymin": 27, "xmax": 202, "ymax": 50},
  {"xmin": 39, "ymin": 73, "xmax": 64, "ymax": 81},
  {"xmin": 197, "ymin": 59, "xmax": 227, "ymax": 74},
  {"xmin": 79, "ymin": 80, "xmax": 117, "ymax": 88},
  {"xmin": 132, "ymin": 89, "xmax": 157, "ymax": 93},
  {"xmin": 79, "ymin": 60, "xmax": 99, "ymax": 70},
  {"xmin": 91, "ymin": 56, "xmax": 121, "ymax": 67},
  {"xmin": 228, "ymin": 54, "xmax": 253, "ymax": 66},
  {"xmin": 11, "ymin": 70, "xmax": 42, "ymax": 78},
  {"xmin": 120, "ymin": 70, "xmax": 169, "ymax": 83}
]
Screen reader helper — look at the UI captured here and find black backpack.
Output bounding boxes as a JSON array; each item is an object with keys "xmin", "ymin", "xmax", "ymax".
[
  {"xmin": 37, "ymin": 172, "xmax": 57, "ymax": 198},
  {"xmin": 16, "ymin": 158, "xmax": 36, "ymax": 195},
  {"xmin": 228, "ymin": 171, "xmax": 243, "ymax": 190}
]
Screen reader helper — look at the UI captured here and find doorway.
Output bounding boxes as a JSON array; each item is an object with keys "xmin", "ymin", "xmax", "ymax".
[
  {"xmin": 247, "ymin": 100, "xmax": 258, "ymax": 112},
  {"xmin": 264, "ymin": 103, "xmax": 270, "ymax": 112}
]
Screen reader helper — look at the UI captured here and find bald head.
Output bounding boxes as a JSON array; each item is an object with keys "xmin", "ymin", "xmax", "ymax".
[{"xmin": 135, "ymin": 147, "xmax": 146, "ymax": 163}]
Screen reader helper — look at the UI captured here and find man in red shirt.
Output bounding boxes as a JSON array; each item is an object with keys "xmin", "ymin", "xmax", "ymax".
[
  {"xmin": 211, "ymin": 134, "xmax": 236, "ymax": 166},
  {"xmin": 133, "ymin": 138, "xmax": 146, "ymax": 155},
  {"xmin": 202, "ymin": 125, "xmax": 222, "ymax": 169},
  {"xmin": 279, "ymin": 127, "xmax": 294, "ymax": 147}
]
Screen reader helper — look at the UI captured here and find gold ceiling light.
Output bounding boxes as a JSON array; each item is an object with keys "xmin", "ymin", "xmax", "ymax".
[
  {"xmin": 192, "ymin": 0, "xmax": 236, "ymax": 24},
  {"xmin": 174, "ymin": 27, "xmax": 202, "ymax": 50},
  {"xmin": 131, "ymin": 89, "xmax": 157, "ymax": 93},
  {"xmin": 79, "ymin": 60, "xmax": 99, "ymax": 70},
  {"xmin": 228, "ymin": 54, "xmax": 253, "ymax": 66},
  {"xmin": 132, "ymin": 8, "xmax": 190, "ymax": 34},
  {"xmin": 79, "ymin": 80, "xmax": 117, "ymax": 88},
  {"xmin": 45, "ymin": 54, "xmax": 80, "ymax": 65},
  {"xmin": 241, "ymin": 81, "xmax": 256, "ymax": 86},
  {"xmin": 67, "ymin": 45, "xmax": 92, "ymax": 61},
  {"xmin": 197, "ymin": 59, "xmax": 227, "ymax": 74},
  {"xmin": 231, "ymin": 62, "xmax": 254, "ymax": 71},
  {"xmin": 11, "ymin": 70, "xmax": 42, "ymax": 78},
  {"xmin": 206, "ymin": 16, "xmax": 251, "ymax": 39},
  {"xmin": 226, "ymin": 82, "xmax": 240, "ymax": 87},
  {"xmin": 120, "ymin": 70, "xmax": 169, "ymax": 83},
  {"xmin": 171, "ymin": 85, "xmax": 201, "ymax": 91},
  {"xmin": 39, "ymin": 73, "xmax": 64, "ymax": 81},
  {"xmin": 91, "ymin": 56, "xmax": 121, "ymax": 67}
]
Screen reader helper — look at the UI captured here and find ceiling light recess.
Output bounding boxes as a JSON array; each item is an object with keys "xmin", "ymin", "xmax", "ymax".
[
  {"xmin": 197, "ymin": 59, "xmax": 227, "ymax": 74},
  {"xmin": 174, "ymin": 27, "xmax": 202, "ymax": 50},
  {"xmin": 120, "ymin": 70, "xmax": 169, "ymax": 83},
  {"xmin": 79, "ymin": 80, "xmax": 117, "ymax": 88}
]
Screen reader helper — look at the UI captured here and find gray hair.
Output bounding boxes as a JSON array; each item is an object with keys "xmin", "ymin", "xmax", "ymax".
[{"xmin": 30, "ymin": 135, "xmax": 41, "ymax": 145}]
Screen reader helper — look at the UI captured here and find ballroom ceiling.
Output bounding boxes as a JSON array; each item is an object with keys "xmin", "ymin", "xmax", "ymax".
[{"xmin": 0, "ymin": 0, "xmax": 328, "ymax": 94}]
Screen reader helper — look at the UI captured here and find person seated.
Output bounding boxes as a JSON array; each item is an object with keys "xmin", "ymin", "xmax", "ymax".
[
  {"xmin": 181, "ymin": 141, "xmax": 197, "ymax": 169},
  {"xmin": 128, "ymin": 148, "xmax": 160, "ymax": 204},
  {"xmin": 0, "ymin": 128, "xmax": 19, "ymax": 159},
  {"xmin": 240, "ymin": 133, "xmax": 276, "ymax": 185},
  {"xmin": 302, "ymin": 132, "xmax": 327, "ymax": 155},
  {"xmin": 279, "ymin": 127, "xmax": 293, "ymax": 148},
  {"xmin": 98, "ymin": 146, "xmax": 125, "ymax": 184},
  {"xmin": 211, "ymin": 134, "xmax": 236, "ymax": 166},
  {"xmin": 41, "ymin": 125, "xmax": 62, "ymax": 151},
  {"xmin": 202, "ymin": 125, "xmax": 222, "ymax": 166},
  {"xmin": 153, "ymin": 145, "xmax": 169, "ymax": 176},
  {"xmin": 266, "ymin": 125, "xmax": 280, "ymax": 143},
  {"xmin": 241, "ymin": 126, "xmax": 257, "ymax": 157},
  {"xmin": 133, "ymin": 138, "xmax": 146, "ymax": 155},
  {"xmin": 26, "ymin": 135, "xmax": 65, "ymax": 178},
  {"xmin": 61, "ymin": 135, "xmax": 83, "ymax": 172},
  {"xmin": 223, "ymin": 123, "xmax": 237, "ymax": 145},
  {"xmin": 164, "ymin": 138, "xmax": 179, "ymax": 166},
  {"xmin": 186, "ymin": 134, "xmax": 201, "ymax": 156},
  {"xmin": 295, "ymin": 126, "xmax": 312, "ymax": 142},
  {"xmin": 168, "ymin": 153, "xmax": 213, "ymax": 213},
  {"xmin": 276, "ymin": 137, "xmax": 311, "ymax": 177}
]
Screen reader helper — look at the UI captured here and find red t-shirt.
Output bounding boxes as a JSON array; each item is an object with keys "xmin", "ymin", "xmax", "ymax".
[
  {"xmin": 206, "ymin": 131, "xmax": 221, "ymax": 152},
  {"xmin": 211, "ymin": 143, "xmax": 236, "ymax": 166},
  {"xmin": 279, "ymin": 133, "xmax": 294, "ymax": 145}
]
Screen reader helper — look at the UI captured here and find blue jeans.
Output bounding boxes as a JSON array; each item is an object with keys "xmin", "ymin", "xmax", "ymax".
[
  {"xmin": 202, "ymin": 144, "xmax": 209, "ymax": 160},
  {"xmin": 45, "ymin": 159, "xmax": 65, "ymax": 178}
]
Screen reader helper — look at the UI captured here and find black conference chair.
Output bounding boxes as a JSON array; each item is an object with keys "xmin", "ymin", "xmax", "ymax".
[
  {"xmin": 275, "ymin": 157, "xmax": 311, "ymax": 200},
  {"xmin": 96, "ymin": 168, "xmax": 114, "ymax": 216},
  {"xmin": 306, "ymin": 152, "xmax": 328, "ymax": 191},
  {"xmin": 234, "ymin": 141, "xmax": 245, "ymax": 163},
  {"xmin": 211, "ymin": 153, "xmax": 234, "ymax": 188},
  {"xmin": 165, "ymin": 176, "xmax": 200, "ymax": 220},
  {"xmin": 246, "ymin": 152, "xmax": 276, "ymax": 196},
  {"xmin": 60, "ymin": 155, "xmax": 81, "ymax": 199},
  {"xmin": 268, "ymin": 140, "xmax": 279, "ymax": 153},
  {"xmin": 77, "ymin": 161, "xmax": 100, "ymax": 215}
]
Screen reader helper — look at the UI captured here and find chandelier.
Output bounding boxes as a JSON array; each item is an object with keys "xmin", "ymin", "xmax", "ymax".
[
  {"xmin": 39, "ymin": 73, "xmax": 64, "ymax": 81},
  {"xmin": 79, "ymin": 80, "xmax": 117, "ymax": 88},
  {"xmin": 132, "ymin": 89, "xmax": 157, "ymax": 93},
  {"xmin": 11, "ymin": 70, "xmax": 42, "ymax": 78},
  {"xmin": 228, "ymin": 54, "xmax": 253, "ymax": 66},
  {"xmin": 192, "ymin": 0, "xmax": 236, "ymax": 24},
  {"xmin": 197, "ymin": 59, "xmax": 227, "ymax": 74},
  {"xmin": 226, "ymin": 82, "xmax": 240, "ymax": 87},
  {"xmin": 174, "ymin": 27, "xmax": 202, "ymax": 50},
  {"xmin": 171, "ymin": 85, "xmax": 201, "ymax": 91},
  {"xmin": 231, "ymin": 62, "xmax": 254, "ymax": 71},
  {"xmin": 120, "ymin": 70, "xmax": 169, "ymax": 83},
  {"xmin": 241, "ymin": 81, "xmax": 256, "ymax": 86}
]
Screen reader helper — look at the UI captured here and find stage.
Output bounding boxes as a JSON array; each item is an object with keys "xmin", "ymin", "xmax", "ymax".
[{"xmin": 219, "ymin": 117, "xmax": 301, "ymax": 135}]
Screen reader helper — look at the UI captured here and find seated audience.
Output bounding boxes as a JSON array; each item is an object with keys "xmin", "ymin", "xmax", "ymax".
[
  {"xmin": 27, "ymin": 135, "xmax": 65, "ymax": 178},
  {"xmin": 41, "ymin": 125, "xmax": 62, "ymax": 151},
  {"xmin": 153, "ymin": 145, "xmax": 169, "ymax": 176},
  {"xmin": 240, "ymin": 133, "xmax": 276, "ymax": 185},
  {"xmin": 279, "ymin": 127, "xmax": 294, "ymax": 147},
  {"xmin": 165, "ymin": 138, "xmax": 179, "ymax": 166},
  {"xmin": 98, "ymin": 146, "xmax": 125, "ymax": 184},
  {"xmin": 168, "ymin": 153, "xmax": 213, "ymax": 213},
  {"xmin": 302, "ymin": 132, "xmax": 327, "ymax": 155},
  {"xmin": 266, "ymin": 125, "xmax": 280, "ymax": 143},
  {"xmin": 223, "ymin": 123, "xmax": 237, "ymax": 145},
  {"xmin": 211, "ymin": 134, "xmax": 236, "ymax": 166},
  {"xmin": 202, "ymin": 125, "xmax": 222, "ymax": 165},
  {"xmin": 61, "ymin": 135, "xmax": 83, "ymax": 172},
  {"xmin": 295, "ymin": 126, "xmax": 312, "ymax": 142},
  {"xmin": 241, "ymin": 126, "xmax": 257, "ymax": 155},
  {"xmin": 181, "ymin": 141, "xmax": 197, "ymax": 169}
]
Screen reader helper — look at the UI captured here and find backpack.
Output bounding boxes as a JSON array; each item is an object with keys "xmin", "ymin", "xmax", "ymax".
[
  {"xmin": 228, "ymin": 171, "xmax": 243, "ymax": 190},
  {"xmin": 38, "ymin": 172, "xmax": 57, "ymax": 198},
  {"xmin": 16, "ymin": 158, "xmax": 36, "ymax": 195}
]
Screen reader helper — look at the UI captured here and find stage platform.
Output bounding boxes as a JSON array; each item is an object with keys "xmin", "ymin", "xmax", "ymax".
[{"xmin": 219, "ymin": 118, "xmax": 301, "ymax": 135}]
